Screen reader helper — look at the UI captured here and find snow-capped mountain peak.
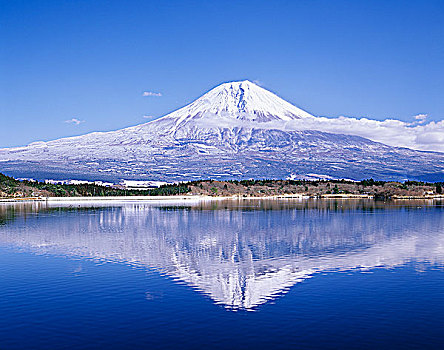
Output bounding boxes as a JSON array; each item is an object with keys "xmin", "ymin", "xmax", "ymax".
[
  {"xmin": 189, "ymin": 80, "xmax": 313, "ymax": 120},
  {"xmin": 154, "ymin": 80, "xmax": 315, "ymax": 132}
]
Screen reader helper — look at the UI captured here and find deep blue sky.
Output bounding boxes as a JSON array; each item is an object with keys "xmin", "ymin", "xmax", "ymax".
[{"xmin": 1, "ymin": 0, "xmax": 443, "ymax": 147}]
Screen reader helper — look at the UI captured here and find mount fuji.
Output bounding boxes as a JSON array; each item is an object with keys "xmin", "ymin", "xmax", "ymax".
[{"xmin": 1, "ymin": 80, "xmax": 444, "ymax": 181}]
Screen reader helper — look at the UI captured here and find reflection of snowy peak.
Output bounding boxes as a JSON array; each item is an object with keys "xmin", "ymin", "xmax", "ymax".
[
  {"xmin": 1, "ymin": 81, "xmax": 444, "ymax": 181},
  {"xmin": 1, "ymin": 201, "xmax": 443, "ymax": 310}
]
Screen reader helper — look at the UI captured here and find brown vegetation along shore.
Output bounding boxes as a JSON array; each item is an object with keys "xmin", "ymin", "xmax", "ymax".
[
  {"xmin": 186, "ymin": 179, "xmax": 444, "ymax": 199},
  {"xmin": 1, "ymin": 172, "xmax": 443, "ymax": 200}
]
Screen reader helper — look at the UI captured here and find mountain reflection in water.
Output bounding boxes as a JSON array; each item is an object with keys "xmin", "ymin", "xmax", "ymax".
[{"xmin": 0, "ymin": 199, "xmax": 443, "ymax": 311}]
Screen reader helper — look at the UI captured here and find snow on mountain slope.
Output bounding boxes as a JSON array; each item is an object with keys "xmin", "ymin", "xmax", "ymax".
[
  {"xmin": 155, "ymin": 80, "xmax": 314, "ymax": 132},
  {"xmin": 0, "ymin": 80, "xmax": 444, "ymax": 181}
]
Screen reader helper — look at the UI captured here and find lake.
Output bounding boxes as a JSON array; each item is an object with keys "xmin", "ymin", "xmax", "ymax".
[{"xmin": 0, "ymin": 199, "xmax": 443, "ymax": 349}]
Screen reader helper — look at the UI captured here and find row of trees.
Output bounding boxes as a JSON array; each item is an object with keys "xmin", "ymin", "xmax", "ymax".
[
  {"xmin": 0, "ymin": 173, "xmax": 191, "ymax": 197},
  {"xmin": 2, "ymin": 172, "xmax": 444, "ymax": 197}
]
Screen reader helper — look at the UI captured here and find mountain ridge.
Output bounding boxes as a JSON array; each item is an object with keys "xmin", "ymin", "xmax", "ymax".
[{"xmin": 1, "ymin": 81, "xmax": 444, "ymax": 182}]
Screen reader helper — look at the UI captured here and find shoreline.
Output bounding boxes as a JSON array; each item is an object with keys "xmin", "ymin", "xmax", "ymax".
[{"xmin": 1, "ymin": 193, "xmax": 444, "ymax": 203}]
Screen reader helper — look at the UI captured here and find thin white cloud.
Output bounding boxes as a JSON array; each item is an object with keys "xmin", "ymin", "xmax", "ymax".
[
  {"xmin": 414, "ymin": 113, "xmax": 427, "ymax": 120},
  {"xmin": 413, "ymin": 114, "xmax": 428, "ymax": 124},
  {"xmin": 143, "ymin": 115, "xmax": 155, "ymax": 119},
  {"xmin": 64, "ymin": 118, "xmax": 85, "ymax": 125},
  {"xmin": 142, "ymin": 91, "xmax": 162, "ymax": 97},
  {"xmin": 253, "ymin": 79, "xmax": 264, "ymax": 86}
]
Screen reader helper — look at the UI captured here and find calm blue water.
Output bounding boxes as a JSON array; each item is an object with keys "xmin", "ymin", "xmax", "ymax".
[{"xmin": 0, "ymin": 199, "xmax": 443, "ymax": 349}]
